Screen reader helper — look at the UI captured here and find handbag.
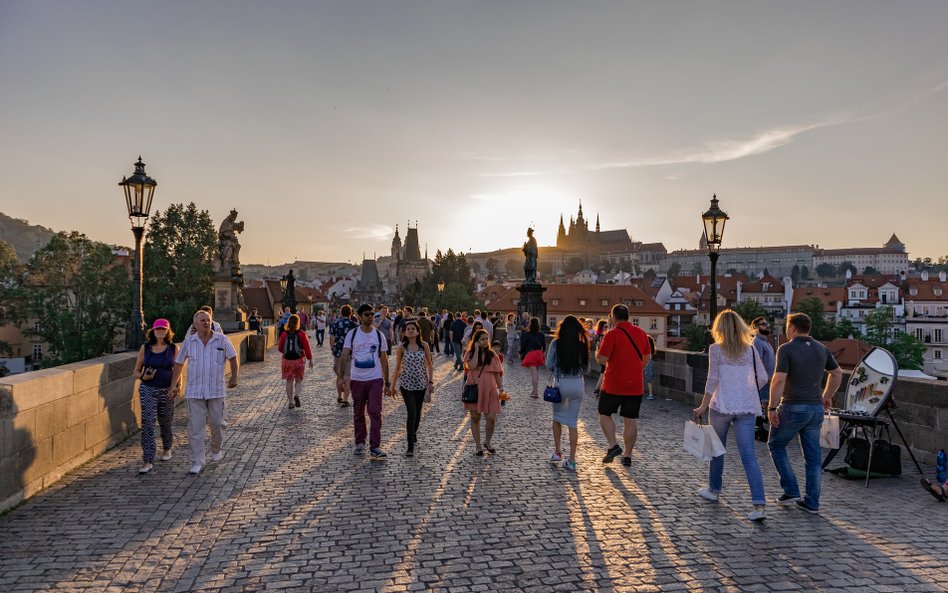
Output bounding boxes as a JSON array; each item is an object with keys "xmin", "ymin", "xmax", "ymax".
[
  {"xmin": 820, "ymin": 414, "xmax": 840, "ymax": 449},
  {"xmin": 844, "ymin": 425, "xmax": 901, "ymax": 476},
  {"xmin": 543, "ymin": 368, "xmax": 562, "ymax": 403},
  {"xmin": 461, "ymin": 366, "xmax": 485, "ymax": 403},
  {"xmin": 683, "ymin": 418, "xmax": 726, "ymax": 462}
]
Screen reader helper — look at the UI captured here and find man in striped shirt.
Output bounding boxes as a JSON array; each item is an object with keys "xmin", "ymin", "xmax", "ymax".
[{"xmin": 171, "ymin": 310, "xmax": 239, "ymax": 474}]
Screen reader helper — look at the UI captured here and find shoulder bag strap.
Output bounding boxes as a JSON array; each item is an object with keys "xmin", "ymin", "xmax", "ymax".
[
  {"xmin": 616, "ymin": 327, "xmax": 643, "ymax": 361},
  {"xmin": 751, "ymin": 346, "xmax": 760, "ymax": 388}
]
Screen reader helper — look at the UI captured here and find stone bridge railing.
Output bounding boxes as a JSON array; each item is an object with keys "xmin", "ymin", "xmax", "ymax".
[
  {"xmin": 653, "ymin": 348, "xmax": 948, "ymax": 466},
  {"xmin": 0, "ymin": 327, "xmax": 278, "ymax": 513}
]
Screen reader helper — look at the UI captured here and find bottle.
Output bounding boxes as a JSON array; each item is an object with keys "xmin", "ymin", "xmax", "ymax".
[{"xmin": 937, "ymin": 449, "xmax": 948, "ymax": 485}]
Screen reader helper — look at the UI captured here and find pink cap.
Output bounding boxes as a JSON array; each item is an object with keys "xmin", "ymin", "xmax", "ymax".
[{"xmin": 152, "ymin": 318, "xmax": 171, "ymax": 329}]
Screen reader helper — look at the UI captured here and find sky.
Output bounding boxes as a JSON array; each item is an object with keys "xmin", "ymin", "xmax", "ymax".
[{"xmin": 2, "ymin": 1, "xmax": 947, "ymax": 265}]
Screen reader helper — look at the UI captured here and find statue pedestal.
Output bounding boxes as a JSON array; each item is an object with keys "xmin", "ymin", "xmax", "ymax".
[
  {"xmin": 214, "ymin": 277, "xmax": 247, "ymax": 332},
  {"xmin": 517, "ymin": 283, "xmax": 548, "ymax": 329}
]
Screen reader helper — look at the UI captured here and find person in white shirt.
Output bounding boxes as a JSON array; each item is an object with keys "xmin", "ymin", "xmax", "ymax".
[
  {"xmin": 171, "ymin": 310, "xmax": 239, "ymax": 475},
  {"xmin": 186, "ymin": 305, "xmax": 224, "ymax": 335},
  {"xmin": 340, "ymin": 304, "xmax": 391, "ymax": 459},
  {"xmin": 692, "ymin": 310, "xmax": 769, "ymax": 521},
  {"xmin": 314, "ymin": 310, "xmax": 327, "ymax": 347}
]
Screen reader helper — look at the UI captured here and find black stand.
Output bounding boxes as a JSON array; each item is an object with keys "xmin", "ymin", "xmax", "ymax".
[
  {"xmin": 516, "ymin": 283, "xmax": 548, "ymax": 329},
  {"xmin": 822, "ymin": 407, "xmax": 924, "ymax": 487}
]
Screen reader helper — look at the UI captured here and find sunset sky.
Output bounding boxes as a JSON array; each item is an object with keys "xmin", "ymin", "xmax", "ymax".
[{"xmin": 2, "ymin": 1, "xmax": 947, "ymax": 265}]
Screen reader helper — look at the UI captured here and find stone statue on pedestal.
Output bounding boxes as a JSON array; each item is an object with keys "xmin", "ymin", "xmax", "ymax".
[{"xmin": 215, "ymin": 209, "xmax": 245, "ymax": 275}]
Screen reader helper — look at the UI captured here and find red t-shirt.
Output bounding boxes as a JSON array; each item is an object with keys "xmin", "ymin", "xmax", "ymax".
[{"xmin": 599, "ymin": 321, "xmax": 650, "ymax": 396}]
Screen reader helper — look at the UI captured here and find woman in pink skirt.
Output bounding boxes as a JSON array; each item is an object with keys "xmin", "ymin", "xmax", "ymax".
[
  {"xmin": 463, "ymin": 329, "xmax": 504, "ymax": 456},
  {"xmin": 278, "ymin": 314, "xmax": 313, "ymax": 409},
  {"xmin": 519, "ymin": 317, "xmax": 546, "ymax": 397}
]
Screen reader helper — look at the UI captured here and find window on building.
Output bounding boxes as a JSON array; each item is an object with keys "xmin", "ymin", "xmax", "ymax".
[
  {"xmin": 551, "ymin": 299, "xmax": 559, "ymax": 306},
  {"xmin": 33, "ymin": 320, "xmax": 41, "ymax": 333},
  {"xmin": 915, "ymin": 328, "xmax": 924, "ymax": 341},
  {"xmin": 548, "ymin": 316, "xmax": 558, "ymax": 327},
  {"xmin": 936, "ymin": 350, "xmax": 942, "ymax": 360},
  {"xmin": 601, "ymin": 299, "xmax": 609, "ymax": 307},
  {"xmin": 649, "ymin": 318, "xmax": 657, "ymax": 330},
  {"xmin": 635, "ymin": 300, "xmax": 643, "ymax": 307},
  {"xmin": 936, "ymin": 329, "xmax": 943, "ymax": 343},
  {"xmin": 579, "ymin": 299, "xmax": 586, "ymax": 306},
  {"xmin": 32, "ymin": 344, "xmax": 43, "ymax": 361},
  {"xmin": 632, "ymin": 318, "xmax": 640, "ymax": 326}
]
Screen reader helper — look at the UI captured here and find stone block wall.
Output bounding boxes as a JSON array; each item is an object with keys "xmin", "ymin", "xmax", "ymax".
[
  {"xmin": 652, "ymin": 348, "xmax": 948, "ymax": 466},
  {"xmin": 0, "ymin": 329, "xmax": 276, "ymax": 512}
]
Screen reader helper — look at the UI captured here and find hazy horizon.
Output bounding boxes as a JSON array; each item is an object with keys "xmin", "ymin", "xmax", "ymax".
[{"xmin": 2, "ymin": 1, "xmax": 946, "ymax": 262}]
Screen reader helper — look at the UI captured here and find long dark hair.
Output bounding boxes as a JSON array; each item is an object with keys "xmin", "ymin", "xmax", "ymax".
[
  {"xmin": 528, "ymin": 317, "xmax": 541, "ymax": 334},
  {"xmin": 466, "ymin": 329, "xmax": 494, "ymax": 368},
  {"xmin": 553, "ymin": 315, "xmax": 589, "ymax": 375},
  {"xmin": 401, "ymin": 320, "xmax": 421, "ymax": 349}
]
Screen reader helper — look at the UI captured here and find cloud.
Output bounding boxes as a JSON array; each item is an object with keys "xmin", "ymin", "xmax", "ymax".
[{"xmin": 344, "ymin": 225, "xmax": 393, "ymax": 240}]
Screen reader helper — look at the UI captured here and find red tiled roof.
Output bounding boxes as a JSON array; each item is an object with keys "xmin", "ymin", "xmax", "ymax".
[
  {"xmin": 742, "ymin": 275, "xmax": 785, "ymax": 293},
  {"xmin": 821, "ymin": 338, "xmax": 873, "ymax": 370},
  {"xmin": 791, "ymin": 287, "xmax": 847, "ymax": 312},
  {"xmin": 488, "ymin": 284, "xmax": 668, "ymax": 317},
  {"xmin": 903, "ymin": 280, "xmax": 948, "ymax": 301},
  {"xmin": 242, "ymin": 288, "xmax": 274, "ymax": 320}
]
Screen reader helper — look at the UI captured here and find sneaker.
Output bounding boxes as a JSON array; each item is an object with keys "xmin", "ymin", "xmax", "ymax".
[
  {"xmin": 354, "ymin": 443, "xmax": 365, "ymax": 455},
  {"xmin": 211, "ymin": 451, "xmax": 223, "ymax": 462},
  {"xmin": 550, "ymin": 452, "xmax": 563, "ymax": 463},
  {"xmin": 159, "ymin": 449, "xmax": 173, "ymax": 461},
  {"xmin": 697, "ymin": 488, "xmax": 719, "ymax": 502},
  {"xmin": 747, "ymin": 509, "xmax": 767, "ymax": 522},
  {"xmin": 646, "ymin": 394, "xmax": 656, "ymax": 400},
  {"xmin": 294, "ymin": 395, "xmax": 301, "ymax": 408},
  {"xmin": 777, "ymin": 494, "xmax": 802, "ymax": 505},
  {"xmin": 602, "ymin": 444, "xmax": 622, "ymax": 464},
  {"xmin": 563, "ymin": 460, "xmax": 577, "ymax": 471},
  {"xmin": 138, "ymin": 463, "xmax": 153, "ymax": 474},
  {"xmin": 405, "ymin": 448, "xmax": 414, "ymax": 458},
  {"xmin": 340, "ymin": 400, "xmax": 350, "ymax": 407},
  {"xmin": 189, "ymin": 464, "xmax": 203, "ymax": 475},
  {"xmin": 370, "ymin": 448, "xmax": 387, "ymax": 460},
  {"xmin": 796, "ymin": 500, "xmax": 819, "ymax": 514},
  {"xmin": 621, "ymin": 456, "xmax": 632, "ymax": 467}
]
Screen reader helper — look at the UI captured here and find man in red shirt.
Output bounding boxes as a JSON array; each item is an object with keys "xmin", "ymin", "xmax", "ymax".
[{"xmin": 595, "ymin": 304, "xmax": 652, "ymax": 467}]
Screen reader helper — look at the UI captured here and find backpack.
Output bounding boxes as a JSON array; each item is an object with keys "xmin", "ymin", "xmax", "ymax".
[{"xmin": 284, "ymin": 331, "xmax": 302, "ymax": 360}]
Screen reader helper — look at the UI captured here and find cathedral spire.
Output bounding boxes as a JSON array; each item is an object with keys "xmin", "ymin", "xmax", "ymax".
[{"xmin": 596, "ymin": 212, "xmax": 600, "ymax": 233}]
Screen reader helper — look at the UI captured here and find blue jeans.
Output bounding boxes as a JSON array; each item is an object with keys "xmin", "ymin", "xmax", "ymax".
[
  {"xmin": 708, "ymin": 410, "xmax": 766, "ymax": 505},
  {"xmin": 453, "ymin": 342, "xmax": 463, "ymax": 367},
  {"xmin": 768, "ymin": 404, "xmax": 824, "ymax": 509}
]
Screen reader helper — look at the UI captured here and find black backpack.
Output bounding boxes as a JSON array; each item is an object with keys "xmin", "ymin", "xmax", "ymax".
[{"xmin": 284, "ymin": 332, "xmax": 302, "ymax": 360}]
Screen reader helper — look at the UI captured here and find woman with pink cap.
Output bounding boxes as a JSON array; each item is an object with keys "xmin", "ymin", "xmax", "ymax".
[{"xmin": 133, "ymin": 318, "xmax": 179, "ymax": 474}]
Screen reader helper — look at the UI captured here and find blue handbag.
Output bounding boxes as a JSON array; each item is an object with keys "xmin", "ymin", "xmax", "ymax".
[{"xmin": 543, "ymin": 368, "xmax": 562, "ymax": 403}]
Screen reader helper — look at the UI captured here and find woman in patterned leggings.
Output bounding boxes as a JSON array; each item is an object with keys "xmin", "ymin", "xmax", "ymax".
[
  {"xmin": 133, "ymin": 319, "xmax": 179, "ymax": 474},
  {"xmin": 391, "ymin": 320, "xmax": 433, "ymax": 457}
]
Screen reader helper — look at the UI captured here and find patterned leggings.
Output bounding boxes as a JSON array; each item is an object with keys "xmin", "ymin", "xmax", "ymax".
[{"xmin": 139, "ymin": 384, "xmax": 175, "ymax": 463}]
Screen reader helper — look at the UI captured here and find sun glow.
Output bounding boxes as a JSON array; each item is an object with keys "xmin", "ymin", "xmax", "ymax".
[{"xmin": 466, "ymin": 184, "xmax": 574, "ymax": 252}]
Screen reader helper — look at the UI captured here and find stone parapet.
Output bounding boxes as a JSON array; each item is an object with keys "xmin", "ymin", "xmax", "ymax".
[{"xmin": 0, "ymin": 328, "xmax": 276, "ymax": 512}]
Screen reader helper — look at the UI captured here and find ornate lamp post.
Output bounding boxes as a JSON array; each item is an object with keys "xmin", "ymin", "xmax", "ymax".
[
  {"xmin": 436, "ymin": 280, "xmax": 445, "ymax": 309},
  {"xmin": 701, "ymin": 194, "xmax": 729, "ymax": 324},
  {"xmin": 280, "ymin": 275, "xmax": 288, "ymax": 310},
  {"xmin": 119, "ymin": 156, "xmax": 157, "ymax": 350}
]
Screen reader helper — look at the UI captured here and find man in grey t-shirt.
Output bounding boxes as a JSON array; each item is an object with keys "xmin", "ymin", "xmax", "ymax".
[{"xmin": 767, "ymin": 313, "xmax": 842, "ymax": 514}]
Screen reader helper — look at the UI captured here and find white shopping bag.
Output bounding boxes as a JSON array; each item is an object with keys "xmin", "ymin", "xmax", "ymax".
[
  {"xmin": 684, "ymin": 420, "xmax": 726, "ymax": 462},
  {"xmin": 820, "ymin": 414, "xmax": 840, "ymax": 449}
]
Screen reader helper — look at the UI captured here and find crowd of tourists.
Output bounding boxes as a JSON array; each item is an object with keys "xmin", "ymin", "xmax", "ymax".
[{"xmin": 132, "ymin": 299, "xmax": 876, "ymax": 521}]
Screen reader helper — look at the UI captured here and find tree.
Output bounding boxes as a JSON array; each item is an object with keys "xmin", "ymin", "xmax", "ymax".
[
  {"xmin": 16, "ymin": 232, "xmax": 130, "ymax": 366},
  {"xmin": 791, "ymin": 296, "xmax": 837, "ymax": 340},
  {"xmin": 816, "ymin": 263, "xmax": 837, "ymax": 278},
  {"xmin": 800, "ymin": 265, "xmax": 811, "ymax": 280},
  {"xmin": 0, "ymin": 240, "xmax": 21, "ymax": 356},
  {"xmin": 862, "ymin": 306, "xmax": 924, "ymax": 369},
  {"xmin": 565, "ymin": 256, "xmax": 585, "ymax": 275},
  {"xmin": 887, "ymin": 332, "xmax": 926, "ymax": 371},
  {"xmin": 838, "ymin": 261, "xmax": 857, "ymax": 277},
  {"xmin": 862, "ymin": 266, "xmax": 880, "ymax": 275},
  {"xmin": 732, "ymin": 300, "xmax": 770, "ymax": 326},
  {"xmin": 790, "ymin": 264, "xmax": 801, "ymax": 283},
  {"xmin": 644, "ymin": 268, "xmax": 657, "ymax": 283},
  {"xmin": 142, "ymin": 203, "xmax": 217, "ymax": 335},
  {"xmin": 683, "ymin": 323, "xmax": 709, "ymax": 352},
  {"xmin": 485, "ymin": 257, "xmax": 498, "ymax": 276},
  {"xmin": 667, "ymin": 262, "xmax": 682, "ymax": 277},
  {"xmin": 505, "ymin": 258, "xmax": 520, "ymax": 277}
]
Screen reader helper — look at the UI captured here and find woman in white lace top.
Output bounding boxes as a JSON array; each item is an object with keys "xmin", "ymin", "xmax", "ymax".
[{"xmin": 693, "ymin": 310, "xmax": 769, "ymax": 521}]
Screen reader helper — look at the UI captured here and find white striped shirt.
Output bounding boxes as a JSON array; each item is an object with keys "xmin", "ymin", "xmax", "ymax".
[{"xmin": 175, "ymin": 331, "xmax": 238, "ymax": 399}]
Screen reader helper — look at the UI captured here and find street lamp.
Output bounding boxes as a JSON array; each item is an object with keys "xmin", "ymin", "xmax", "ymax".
[
  {"xmin": 280, "ymin": 275, "xmax": 288, "ymax": 308},
  {"xmin": 701, "ymin": 194, "xmax": 729, "ymax": 324},
  {"xmin": 119, "ymin": 156, "xmax": 157, "ymax": 350}
]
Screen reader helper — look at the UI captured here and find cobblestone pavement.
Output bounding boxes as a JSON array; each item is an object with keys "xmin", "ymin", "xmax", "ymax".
[{"xmin": 1, "ymin": 340, "xmax": 946, "ymax": 592}]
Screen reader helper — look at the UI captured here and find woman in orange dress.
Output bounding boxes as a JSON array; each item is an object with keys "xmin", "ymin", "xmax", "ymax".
[{"xmin": 463, "ymin": 329, "xmax": 504, "ymax": 456}]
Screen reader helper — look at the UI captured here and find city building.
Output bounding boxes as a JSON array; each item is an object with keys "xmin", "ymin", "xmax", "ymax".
[
  {"xmin": 812, "ymin": 234, "xmax": 909, "ymax": 275},
  {"xmin": 903, "ymin": 271, "xmax": 948, "ymax": 378},
  {"xmin": 388, "ymin": 224, "xmax": 429, "ymax": 293}
]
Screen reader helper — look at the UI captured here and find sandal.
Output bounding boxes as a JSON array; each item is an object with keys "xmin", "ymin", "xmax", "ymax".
[
  {"xmin": 921, "ymin": 478, "xmax": 946, "ymax": 502},
  {"xmin": 485, "ymin": 445, "xmax": 496, "ymax": 454},
  {"xmin": 288, "ymin": 403, "xmax": 295, "ymax": 410},
  {"xmin": 474, "ymin": 450, "xmax": 484, "ymax": 457}
]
